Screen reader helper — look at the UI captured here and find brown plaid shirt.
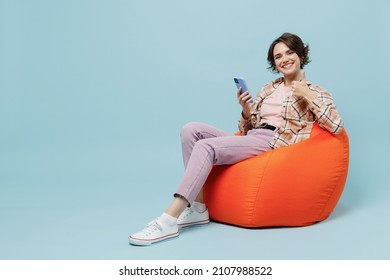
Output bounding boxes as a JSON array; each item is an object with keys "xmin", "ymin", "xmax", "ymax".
[{"xmin": 238, "ymin": 77, "xmax": 344, "ymax": 149}]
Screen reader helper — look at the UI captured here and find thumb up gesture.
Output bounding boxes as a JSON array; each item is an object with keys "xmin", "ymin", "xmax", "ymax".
[
  {"xmin": 291, "ymin": 72, "xmax": 317, "ymax": 103},
  {"xmin": 291, "ymin": 72, "xmax": 310, "ymax": 98}
]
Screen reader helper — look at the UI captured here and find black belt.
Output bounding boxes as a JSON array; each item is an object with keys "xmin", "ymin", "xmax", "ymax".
[{"xmin": 257, "ymin": 123, "xmax": 277, "ymax": 131}]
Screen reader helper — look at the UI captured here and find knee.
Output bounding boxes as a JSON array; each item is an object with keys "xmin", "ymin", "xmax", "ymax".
[
  {"xmin": 181, "ymin": 122, "xmax": 202, "ymax": 141},
  {"xmin": 193, "ymin": 139, "xmax": 215, "ymax": 162}
]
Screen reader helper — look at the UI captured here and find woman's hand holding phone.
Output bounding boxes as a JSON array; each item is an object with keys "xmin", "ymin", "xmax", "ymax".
[
  {"xmin": 234, "ymin": 77, "xmax": 253, "ymax": 119},
  {"xmin": 237, "ymin": 89, "xmax": 252, "ymax": 119}
]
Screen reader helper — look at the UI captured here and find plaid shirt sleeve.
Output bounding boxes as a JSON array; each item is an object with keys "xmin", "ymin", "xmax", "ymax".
[{"xmin": 307, "ymin": 85, "xmax": 344, "ymax": 134}]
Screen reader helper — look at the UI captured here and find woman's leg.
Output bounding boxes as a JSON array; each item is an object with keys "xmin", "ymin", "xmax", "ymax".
[
  {"xmin": 175, "ymin": 127, "xmax": 275, "ymax": 228},
  {"xmin": 175, "ymin": 128, "xmax": 275, "ymax": 204},
  {"xmin": 129, "ymin": 122, "xmax": 228, "ymax": 246},
  {"xmin": 179, "ymin": 122, "xmax": 231, "ymax": 205},
  {"xmin": 181, "ymin": 122, "xmax": 231, "ymax": 169},
  {"xmin": 129, "ymin": 124, "xmax": 274, "ymax": 246},
  {"xmin": 165, "ymin": 195, "xmax": 188, "ymax": 218}
]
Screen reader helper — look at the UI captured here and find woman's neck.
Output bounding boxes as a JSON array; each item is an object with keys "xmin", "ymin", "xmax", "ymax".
[{"xmin": 284, "ymin": 78, "xmax": 293, "ymax": 87}]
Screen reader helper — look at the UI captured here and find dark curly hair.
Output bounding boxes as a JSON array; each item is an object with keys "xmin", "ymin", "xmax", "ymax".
[{"xmin": 267, "ymin": 33, "xmax": 311, "ymax": 73}]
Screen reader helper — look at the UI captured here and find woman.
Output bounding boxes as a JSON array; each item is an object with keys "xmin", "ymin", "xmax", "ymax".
[{"xmin": 128, "ymin": 32, "xmax": 344, "ymax": 246}]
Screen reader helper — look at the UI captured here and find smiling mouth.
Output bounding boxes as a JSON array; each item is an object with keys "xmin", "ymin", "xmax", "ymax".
[{"xmin": 281, "ymin": 62, "xmax": 294, "ymax": 69}]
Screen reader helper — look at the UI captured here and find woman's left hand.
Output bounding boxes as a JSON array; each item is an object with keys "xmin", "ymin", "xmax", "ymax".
[
  {"xmin": 291, "ymin": 72, "xmax": 316, "ymax": 102},
  {"xmin": 291, "ymin": 72, "xmax": 309, "ymax": 97}
]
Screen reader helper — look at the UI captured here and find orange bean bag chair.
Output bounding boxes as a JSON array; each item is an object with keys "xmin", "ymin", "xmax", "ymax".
[{"xmin": 203, "ymin": 123, "xmax": 349, "ymax": 228}]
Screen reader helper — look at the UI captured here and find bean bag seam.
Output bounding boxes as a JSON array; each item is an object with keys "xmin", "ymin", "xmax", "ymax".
[{"xmin": 249, "ymin": 150, "xmax": 273, "ymax": 226}]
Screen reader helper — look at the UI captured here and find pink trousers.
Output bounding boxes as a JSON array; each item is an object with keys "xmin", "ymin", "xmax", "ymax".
[{"xmin": 175, "ymin": 122, "xmax": 275, "ymax": 204}]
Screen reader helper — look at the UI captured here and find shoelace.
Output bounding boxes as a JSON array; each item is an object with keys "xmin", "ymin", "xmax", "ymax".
[
  {"xmin": 179, "ymin": 207, "xmax": 193, "ymax": 221},
  {"xmin": 142, "ymin": 219, "xmax": 163, "ymax": 236}
]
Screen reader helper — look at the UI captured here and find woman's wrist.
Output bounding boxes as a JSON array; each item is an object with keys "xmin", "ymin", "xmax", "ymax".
[
  {"xmin": 304, "ymin": 89, "xmax": 317, "ymax": 103},
  {"xmin": 241, "ymin": 110, "xmax": 250, "ymax": 120}
]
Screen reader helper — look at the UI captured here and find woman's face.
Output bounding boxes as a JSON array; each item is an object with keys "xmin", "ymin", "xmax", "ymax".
[{"xmin": 273, "ymin": 42, "xmax": 301, "ymax": 79}]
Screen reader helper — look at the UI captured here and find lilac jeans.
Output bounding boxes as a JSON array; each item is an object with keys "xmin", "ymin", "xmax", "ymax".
[{"xmin": 175, "ymin": 122, "xmax": 275, "ymax": 204}]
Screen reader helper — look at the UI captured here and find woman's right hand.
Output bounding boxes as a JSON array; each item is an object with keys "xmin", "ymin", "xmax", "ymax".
[{"xmin": 237, "ymin": 87, "xmax": 253, "ymax": 119}]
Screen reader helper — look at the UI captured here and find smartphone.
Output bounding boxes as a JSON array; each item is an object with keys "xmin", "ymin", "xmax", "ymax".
[{"xmin": 234, "ymin": 77, "xmax": 249, "ymax": 94}]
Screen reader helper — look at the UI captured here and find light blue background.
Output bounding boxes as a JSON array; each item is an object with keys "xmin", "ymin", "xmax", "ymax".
[{"xmin": 1, "ymin": 0, "xmax": 389, "ymax": 259}]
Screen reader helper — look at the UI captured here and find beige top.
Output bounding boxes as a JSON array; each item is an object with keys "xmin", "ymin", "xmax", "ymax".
[{"xmin": 260, "ymin": 82, "xmax": 292, "ymax": 128}]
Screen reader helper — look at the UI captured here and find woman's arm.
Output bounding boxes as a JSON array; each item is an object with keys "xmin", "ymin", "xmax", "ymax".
[
  {"xmin": 237, "ymin": 86, "xmax": 254, "ymax": 135},
  {"xmin": 306, "ymin": 87, "xmax": 344, "ymax": 134},
  {"xmin": 291, "ymin": 75, "xmax": 344, "ymax": 134}
]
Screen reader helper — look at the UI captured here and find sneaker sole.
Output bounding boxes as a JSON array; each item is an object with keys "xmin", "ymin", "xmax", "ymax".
[
  {"xmin": 178, "ymin": 219, "xmax": 210, "ymax": 229},
  {"xmin": 128, "ymin": 232, "xmax": 179, "ymax": 246}
]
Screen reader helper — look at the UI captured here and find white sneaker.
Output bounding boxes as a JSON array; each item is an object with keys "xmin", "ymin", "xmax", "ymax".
[
  {"xmin": 177, "ymin": 207, "xmax": 209, "ymax": 228},
  {"xmin": 129, "ymin": 218, "xmax": 179, "ymax": 246}
]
